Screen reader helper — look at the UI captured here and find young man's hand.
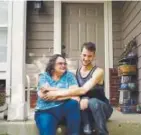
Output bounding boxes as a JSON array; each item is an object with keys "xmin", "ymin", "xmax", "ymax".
[
  {"xmin": 71, "ymin": 97, "xmax": 80, "ymax": 102},
  {"xmin": 80, "ymin": 98, "xmax": 89, "ymax": 110}
]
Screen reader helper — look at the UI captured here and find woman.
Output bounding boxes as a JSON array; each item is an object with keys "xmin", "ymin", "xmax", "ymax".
[{"xmin": 35, "ymin": 54, "xmax": 80, "ymax": 135}]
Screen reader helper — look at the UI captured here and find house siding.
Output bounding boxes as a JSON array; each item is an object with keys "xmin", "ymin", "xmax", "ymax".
[
  {"xmin": 26, "ymin": 1, "xmax": 54, "ymax": 64},
  {"xmin": 25, "ymin": 2, "xmax": 126, "ymax": 106},
  {"xmin": 121, "ymin": 1, "xmax": 141, "ymax": 103},
  {"xmin": 26, "ymin": 1, "xmax": 123, "ymax": 67},
  {"xmin": 112, "ymin": 2, "xmax": 123, "ymax": 67}
]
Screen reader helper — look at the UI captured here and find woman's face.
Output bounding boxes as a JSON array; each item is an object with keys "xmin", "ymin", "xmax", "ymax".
[{"xmin": 54, "ymin": 57, "xmax": 67, "ymax": 75}]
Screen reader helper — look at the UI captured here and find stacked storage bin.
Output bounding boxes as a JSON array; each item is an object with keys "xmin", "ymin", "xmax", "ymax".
[{"xmin": 118, "ymin": 40, "xmax": 138, "ymax": 113}]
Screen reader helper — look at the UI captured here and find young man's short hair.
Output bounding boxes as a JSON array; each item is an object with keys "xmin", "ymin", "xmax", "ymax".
[{"xmin": 81, "ymin": 42, "xmax": 96, "ymax": 53}]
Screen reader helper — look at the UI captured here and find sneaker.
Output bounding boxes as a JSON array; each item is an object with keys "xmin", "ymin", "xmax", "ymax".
[{"xmin": 83, "ymin": 124, "xmax": 92, "ymax": 135}]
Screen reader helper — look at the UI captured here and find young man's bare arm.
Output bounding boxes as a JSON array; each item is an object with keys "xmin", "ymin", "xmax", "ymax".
[{"xmin": 46, "ymin": 68, "xmax": 104, "ymax": 99}]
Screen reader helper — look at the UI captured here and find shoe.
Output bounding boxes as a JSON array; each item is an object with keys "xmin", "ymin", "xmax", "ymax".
[
  {"xmin": 92, "ymin": 129, "xmax": 99, "ymax": 135},
  {"xmin": 83, "ymin": 124, "xmax": 92, "ymax": 135}
]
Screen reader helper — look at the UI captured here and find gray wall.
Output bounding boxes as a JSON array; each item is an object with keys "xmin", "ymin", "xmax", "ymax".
[
  {"xmin": 26, "ymin": 1, "xmax": 141, "ymax": 101},
  {"xmin": 26, "ymin": 1, "xmax": 54, "ymax": 64},
  {"xmin": 112, "ymin": 2, "xmax": 124, "ymax": 67},
  {"xmin": 121, "ymin": 1, "xmax": 141, "ymax": 103},
  {"xmin": 26, "ymin": 1, "xmax": 123, "ymax": 67}
]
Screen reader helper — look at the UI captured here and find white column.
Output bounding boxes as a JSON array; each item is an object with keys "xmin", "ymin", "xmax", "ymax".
[
  {"xmin": 8, "ymin": 1, "xmax": 27, "ymax": 121},
  {"xmin": 104, "ymin": 1, "xmax": 113, "ymax": 100},
  {"xmin": 54, "ymin": 1, "xmax": 62, "ymax": 54},
  {"xmin": 6, "ymin": 1, "xmax": 13, "ymax": 107},
  {"xmin": 108, "ymin": 2, "xmax": 113, "ymax": 68}
]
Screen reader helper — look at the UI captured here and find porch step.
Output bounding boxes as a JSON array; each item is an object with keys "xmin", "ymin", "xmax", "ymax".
[{"xmin": 0, "ymin": 110, "xmax": 141, "ymax": 135}]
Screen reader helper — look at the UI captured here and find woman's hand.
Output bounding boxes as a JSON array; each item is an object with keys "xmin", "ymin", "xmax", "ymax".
[
  {"xmin": 37, "ymin": 91, "xmax": 46, "ymax": 100},
  {"xmin": 45, "ymin": 91, "xmax": 60, "ymax": 100},
  {"xmin": 40, "ymin": 87, "xmax": 48, "ymax": 93},
  {"xmin": 38, "ymin": 89, "xmax": 59, "ymax": 101},
  {"xmin": 40, "ymin": 86, "xmax": 58, "ymax": 93}
]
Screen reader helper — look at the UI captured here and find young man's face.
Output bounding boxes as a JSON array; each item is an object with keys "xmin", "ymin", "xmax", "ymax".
[{"xmin": 80, "ymin": 47, "xmax": 95, "ymax": 66}]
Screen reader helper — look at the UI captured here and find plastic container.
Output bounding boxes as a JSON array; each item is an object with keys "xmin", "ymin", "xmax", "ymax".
[
  {"xmin": 118, "ymin": 65, "xmax": 136, "ymax": 76},
  {"xmin": 121, "ymin": 105, "xmax": 137, "ymax": 113}
]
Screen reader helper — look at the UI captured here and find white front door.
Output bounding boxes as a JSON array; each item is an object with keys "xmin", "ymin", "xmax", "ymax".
[{"xmin": 62, "ymin": 3, "xmax": 105, "ymax": 69}]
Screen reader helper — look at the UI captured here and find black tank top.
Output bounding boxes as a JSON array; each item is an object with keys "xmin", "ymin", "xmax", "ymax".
[{"xmin": 76, "ymin": 66, "xmax": 107, "ymax": 102}]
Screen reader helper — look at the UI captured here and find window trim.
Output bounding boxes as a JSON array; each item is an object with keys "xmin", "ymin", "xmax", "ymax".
[
  {"xmin": 0, "ymin": 24, "xmax": 8, "ymax": 28},
  {"xmin": 0, "ymin": 1, "xmax": 12, "ymax": 72}
]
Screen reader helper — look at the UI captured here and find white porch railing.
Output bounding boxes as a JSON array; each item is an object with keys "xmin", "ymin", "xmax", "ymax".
[{"xmin": 25, "ymin": 64, "xmax": 40, "ymax": 118}]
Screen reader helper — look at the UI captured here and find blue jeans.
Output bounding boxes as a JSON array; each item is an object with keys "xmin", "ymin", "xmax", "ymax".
[
  {"xmin": 81, "ymin": 98, "xmax": 113, "ymax": 135},
  {"xmin": 35, "ymin": 99, "xmax": 81, "ymax": 135}
]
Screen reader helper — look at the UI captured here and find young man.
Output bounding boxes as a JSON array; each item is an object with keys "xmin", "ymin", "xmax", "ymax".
[{"xmin": 39, "ymin": 42, "xmax": 113, "ymax": 135}]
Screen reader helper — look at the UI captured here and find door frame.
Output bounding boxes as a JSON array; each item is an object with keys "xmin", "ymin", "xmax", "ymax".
[{"xmin": 54, "ymin": 1, "xmax": 113, "ymax": 99}]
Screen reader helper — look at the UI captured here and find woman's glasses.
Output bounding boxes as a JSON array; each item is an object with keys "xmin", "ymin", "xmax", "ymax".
[{"xmin": 56, "ymin": 62, "xmax": 67, "ymax": 66}]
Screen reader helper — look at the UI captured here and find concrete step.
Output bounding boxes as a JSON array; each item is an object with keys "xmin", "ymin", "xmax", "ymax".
[
  {"xmin": 0, "ymin": 110, "xmax": 141, "ymax": 135},
  {"xmin": 107, "ymin": 109, "xmax": 141, "ymax": 135}
]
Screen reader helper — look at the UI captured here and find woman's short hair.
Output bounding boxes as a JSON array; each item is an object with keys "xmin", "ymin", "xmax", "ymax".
[
  {"xmin": 81, "ymin": 42, "xmax": 96, "ymax": 53},
  {"xmin": 45, "ymin": 54, "xmax": 65, "ymax": 76}
]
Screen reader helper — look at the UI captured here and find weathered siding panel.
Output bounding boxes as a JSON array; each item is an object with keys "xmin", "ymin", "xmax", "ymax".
[
  {"xmin": 27, "ymin": 32, "xmax": 53, "ymax": 40},
  {"xmin": 138, "ymin": 67, "xmax": 141, "ymax": 80},
  {"xmin": 122, "ymin": 1, "xmax": 131, "ymax": 14},
  {"xmin": 112, "ymin": 2, "xmax": 123, "ymax": 67},
  {"xmin": 122, "ymin": 1, "xmax": 137, "ymax": 24},
  {"xmin": 28, "ymin": 15, "xmax": 54, "ymax": 23},
  {"xmin": 122, "ymin": 1, "xmax": 139, "ymax": 31},
  {"xmin": 28, "ymin": 24, "xmax": 53, "ymax": 32},
  {"xmin": 27, "ymin": 40, "xmax": 53, "ymax": 49},
  {"xmin": 122, "ymin": 1, "xmax": 141, "ymax": 44},
  {"xmin": 26, "ymin": 1, "xmax": 54, "ymax": 64},
  {"xmin": 122, "ymin": 1, "xmax": 141, "ymax": 103}
]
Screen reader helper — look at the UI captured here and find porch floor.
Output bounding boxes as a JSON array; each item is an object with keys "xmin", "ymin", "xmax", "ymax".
[{"xmin": 0, "ymin": 109, "xmax": 141, "ymax": 135}]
